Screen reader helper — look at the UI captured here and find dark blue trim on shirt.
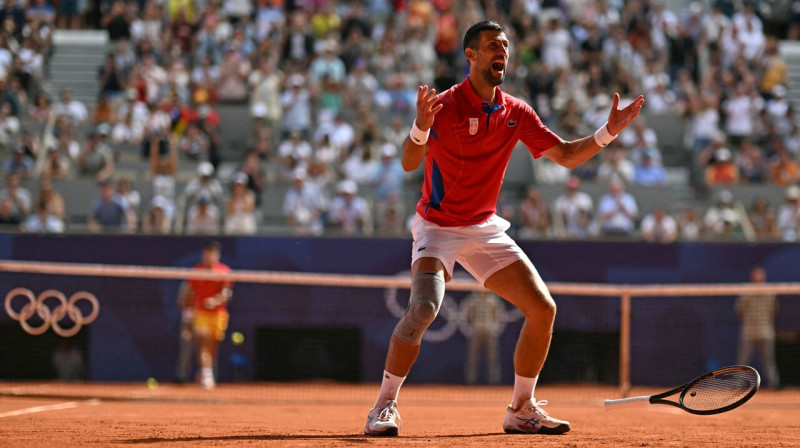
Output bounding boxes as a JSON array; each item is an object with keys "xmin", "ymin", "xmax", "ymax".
[
  {"xmin": 428, "ymin": 158, "xmax": 444, "ymax": 211},
  {"xmin": 482, "ymin": 101, "xmax": 502, "ymax": 129}
]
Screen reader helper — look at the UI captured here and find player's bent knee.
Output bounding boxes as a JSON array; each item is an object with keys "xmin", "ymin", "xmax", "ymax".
[{"xmin": 393, "ymin": 271, "xmax": 445, "ymax": 345}]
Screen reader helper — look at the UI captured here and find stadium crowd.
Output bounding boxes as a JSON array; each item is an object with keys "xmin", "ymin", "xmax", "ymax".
[{"xmin": 0, "ymin": 0, "xmax": 799, "ymax": 242}]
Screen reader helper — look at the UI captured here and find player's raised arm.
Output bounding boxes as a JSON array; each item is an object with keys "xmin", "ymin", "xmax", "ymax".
[
  {"xmin": 401, "ymin": 85, "xmax": 443, "ymax": 172},
  {"xmin": 543, "ymin": 93, "xmax": 645, "ymax": 169}
]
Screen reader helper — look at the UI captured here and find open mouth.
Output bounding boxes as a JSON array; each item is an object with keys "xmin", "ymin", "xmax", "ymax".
[{"xmin": 491, "ymin": 61, "xmax": 506, "ymax": 75}]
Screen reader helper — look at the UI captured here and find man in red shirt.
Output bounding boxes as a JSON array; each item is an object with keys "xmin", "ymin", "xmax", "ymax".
[
  {"xmin": 181, "ymin": 241, "xmax": 232, "ymax": 389},
  {"xmin": 365, "ymin": 21, "xmax": 644, "ymax": 436}
]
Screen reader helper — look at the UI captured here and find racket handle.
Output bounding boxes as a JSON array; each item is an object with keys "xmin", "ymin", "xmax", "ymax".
[{"xmin": 604, "ymin": 396, "xmax": 650, "ymax": 410}]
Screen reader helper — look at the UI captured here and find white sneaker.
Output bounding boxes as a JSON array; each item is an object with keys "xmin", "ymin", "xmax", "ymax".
[
  {"xmin": 200, "ymin": 374, "xmax": 216, "ymax": 390},
  {"xmin": 503, "ymin": 399, "xmax": 570, "ymax": 434},
  {"xmin": 364, "ymin": 400, "xmax": 401, "ymax": 436}
]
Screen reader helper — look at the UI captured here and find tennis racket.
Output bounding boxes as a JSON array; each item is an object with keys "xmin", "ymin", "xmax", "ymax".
[{"xmin": 604, "ymin": 365, "xmax": 760, "ymax": 415}]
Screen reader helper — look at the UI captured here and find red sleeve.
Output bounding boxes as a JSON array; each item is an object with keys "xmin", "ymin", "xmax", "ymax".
[{"xmin": 519, "ymin": 102, "xmax": 561, "ymax": 158}]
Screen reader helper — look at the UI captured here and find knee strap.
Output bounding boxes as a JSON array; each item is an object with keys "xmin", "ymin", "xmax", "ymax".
[{"xmin": 393, "ymin": 271, "xmax": 446, "ymax": 345}]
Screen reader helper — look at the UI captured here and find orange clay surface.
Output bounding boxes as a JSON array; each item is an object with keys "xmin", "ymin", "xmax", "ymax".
[{"xmin": 0, "ymin": 382, "xmax": 798, "ymax": 447}]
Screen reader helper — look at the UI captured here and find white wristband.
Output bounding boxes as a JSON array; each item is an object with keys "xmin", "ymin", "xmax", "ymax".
[
  {"xmin": 409, "ymin": 121, "xmax": 430, "ymax": 145},
  {"xmin": 593, "ymin": 122, "xmax": 617, "ymax": 147}
]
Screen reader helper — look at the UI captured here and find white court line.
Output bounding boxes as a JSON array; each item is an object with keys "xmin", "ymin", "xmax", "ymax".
[{"xmin": 0, "ymin": 399, "xmax": 100, "ymax": 418}]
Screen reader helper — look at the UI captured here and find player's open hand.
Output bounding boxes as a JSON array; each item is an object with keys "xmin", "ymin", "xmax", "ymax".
[
  {"xmin": 415, "ymin": 85, "xmax": 443, "ymax": 132},
  {"xmin": 606, "ymin": 93, "xmax": 645, "ymax": 136}
]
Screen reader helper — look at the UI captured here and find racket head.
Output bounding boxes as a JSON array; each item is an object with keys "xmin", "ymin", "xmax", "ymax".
[{"xmin": 678, "ymin": 365, "xmax": 761, "ymax": 415}]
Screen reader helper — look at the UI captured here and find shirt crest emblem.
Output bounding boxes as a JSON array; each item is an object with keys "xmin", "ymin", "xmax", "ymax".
[{"xmin": 469, "ymin": 118, "xmax": 479, "ymax": 135}]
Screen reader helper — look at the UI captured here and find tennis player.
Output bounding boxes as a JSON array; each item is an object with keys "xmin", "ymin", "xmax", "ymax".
[
  {"xmin": 364, "ymin": 20, "xmax": 644, "ymax": 436},
  {"xmin": 182, "ymin": 240, "xmax": 232, "ymax": 389}
]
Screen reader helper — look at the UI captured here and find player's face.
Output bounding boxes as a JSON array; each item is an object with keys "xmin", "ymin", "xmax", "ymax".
[
  {"xmin": 476, "ymin": 31, "xmax": 509, "ymax": 87},
  {"xmin": 202, "ymin": 248, "xmax": 220, "ymax": 266}
]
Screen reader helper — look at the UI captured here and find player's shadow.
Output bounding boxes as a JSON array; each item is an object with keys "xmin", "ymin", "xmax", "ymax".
[{"xmin": 117, "ymin": 433, "xmax": 510, "ymax": 444}]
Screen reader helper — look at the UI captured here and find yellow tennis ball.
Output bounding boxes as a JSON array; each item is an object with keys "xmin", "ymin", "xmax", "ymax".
[
  {"xmin": 147, "ymin": 377, "xmax": 158, "ymax": 389},
  {"xmin": 232, "ymin": 331, "xmax": 244, "ymax": 345}
]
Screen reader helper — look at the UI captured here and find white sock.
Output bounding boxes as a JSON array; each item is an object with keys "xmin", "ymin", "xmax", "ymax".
[
  {"xmin": 202, "ymin": 367, "xmax": 214, "ymax": 380},
  {"xmin": 511, "ymin": 374, "xmax": 538, "ymax": 409},
  {"xmin": 374, "ymin": 370, "xmax": 406, "ymax": 407}
]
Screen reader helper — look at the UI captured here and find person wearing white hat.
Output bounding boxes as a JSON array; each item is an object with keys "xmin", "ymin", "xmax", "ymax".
[
  {"xmin": 183, "ymin": 161, "xmax": 224, "ymax": 211},
  {"xmin": 777, "ymin": 185, "xmax": 800, "ymax": 241},
  {"xmin": 329, "ymin": 179, "xmax": 370, "ymax": 235}
]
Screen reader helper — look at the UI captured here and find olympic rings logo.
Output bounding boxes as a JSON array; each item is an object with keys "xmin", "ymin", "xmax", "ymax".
[
  {"xmin": 4, "ymin": 288, "xmax": 100, "ymax": 337},
  {"xmin": 384, "ymin": 271, "xmax": 522, "ymax": 343}
]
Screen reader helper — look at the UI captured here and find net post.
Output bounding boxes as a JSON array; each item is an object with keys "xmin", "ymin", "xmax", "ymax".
[{"xmin": 619, "ymin": 291, "xmax": 632, "ymax": 397}]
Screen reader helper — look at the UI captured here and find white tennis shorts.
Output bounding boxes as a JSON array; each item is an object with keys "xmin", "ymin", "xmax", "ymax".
[{"xmin": 410, "ymin": 213, "xmax": 529, "ymax": 285}]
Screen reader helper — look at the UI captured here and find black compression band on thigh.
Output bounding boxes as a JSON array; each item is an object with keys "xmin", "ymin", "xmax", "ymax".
[{"xmin": 392, "ymin": 271, "xmax": 446, "ymax": 345}]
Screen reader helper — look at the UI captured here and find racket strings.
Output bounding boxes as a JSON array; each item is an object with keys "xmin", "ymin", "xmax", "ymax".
[{"xmin": 681, "ymin": 369, "xmax": 759, "ymax": 412}]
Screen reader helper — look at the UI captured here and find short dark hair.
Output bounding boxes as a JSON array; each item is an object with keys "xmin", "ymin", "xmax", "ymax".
[
  {"xmin": 203, "ymin": 240, "xmax": 221, "ymax": 252},
  {"xmin": 463, "ymin": 21, "xmax": 505, "ymax": 51}
]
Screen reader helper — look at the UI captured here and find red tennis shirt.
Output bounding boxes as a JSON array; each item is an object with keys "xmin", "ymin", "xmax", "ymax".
[
  {"xmin": 189, "ymin": 261, "xmax": 232, "ymax": 312},
  {"xmin": 416, "ymin": 77, "xmax": 561, "ymax": 227}
]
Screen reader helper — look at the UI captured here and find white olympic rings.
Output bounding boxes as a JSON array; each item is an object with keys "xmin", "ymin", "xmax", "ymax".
[
  {"xmin": 4, "ymin": 288, "xmax": 100, "ymax": 337},
  {"xmin": 384, "ymin": 271, "xmax": 523, "ymax": 343}
]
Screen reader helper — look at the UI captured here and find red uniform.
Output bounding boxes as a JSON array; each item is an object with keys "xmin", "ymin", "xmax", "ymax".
[
  {"xmin": 416, "ymin": 77, "xmax": 560, "ymax": 227},
  {"xmin": 188, "ymin": 261, "xmax": 232, "ymax": 312}
]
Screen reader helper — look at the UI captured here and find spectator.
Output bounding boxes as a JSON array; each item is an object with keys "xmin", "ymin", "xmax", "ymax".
[
  {"xmin": 183, "ymin": 161, "xmax": 224, "ymax": 210},
  {"xmin": 722, "ymin": 82, "xmax": 762, "ymax": 148},
  {"xmin": 28, "ymin": 92, "xmax": 51, "ymax": 124},
  {"xmin": 35, "ymin": 177, "xmax": 65, "ymax": 220},
  {"xmin": 1, "ymin": 144, "xmax": 34, "ymax": 178},
  {"xmin": 42, "ymin": 133, "xmax": 78, "ymax": 179},
  {"xmin": 21, "ymin": 196, "xmax": 63, "ymax": 233},
  {"xmin": 0, "ymin": 173, "xmax": 30, "ymax": 221},
  {"xmin": 748, "ymin": 197, "xmax": 779, "ymax": 241},
  {"xmin": 76, "ymin": 131, "xmax": 115, "ymax": 181},
  {"xmin": 705, "ymin": 147, "xmax": 740, "ymax": 185},
  {"xmin": 463, "ymin": 289, "xmax": 504, "ymax": 385},
  {"xmin": 0, "ymin": 101, "xmax": 20, "ymax": 138},
  {"xmin": 185, "ymin": 194, "xmax": 220, "ymax": 235},
  {"xmin": 282, "ymin": 167, "xmax": 325, "ymax": 236},
  {"xmin": 98, "ymin": 52, "xmax": 126, "ymax": 101},
  {"xmin": 0, "ymin": 196, "xmax": 20, "ymax": 226},
  {"xmin": 88, "ymin": 178, "xmax": 129, "ymax": 233},
  {"xmin": 142, "ymin": 195, "xmax": 172, "ymax": 235},
  {"xmin": 677, "ymin": 206, "xmax": 703, "ymax": 241},
  {"xmin": 768, "ymin": 150, "xmax": 800, "ymax": 186},
  {"xmin": 53, "ymin": 88, "xmax": 88, "ymax": 125},
  {"xmin": 248, "ymin": 57, "xmax": 283, "ymax": 129},
  {"xmin": 596, "ymin": 141, "xmax": 634, "ymax": 184},
  {"xmin": 224, "ymin": 172, "xmax": 257, "ymax": 235},
  {"xmin": 102, "ymin": 0, "xmax": 132, "ymax": 42},
  {"xmin": 553, "ymin": 176, "xmax": 593, "ymax": 237},
  {"xmin": 736, "ymin": 266, "xmax": 780, "ymax": 389},
  {"xmin": 177, "ymin": 122, "xmax": 211, "ymax": 161},
  {"xmin": 329, "ymin": 179, "xmax": 370, "ymax": 236},
  {"xmin": 597, "ymin": 178, "xmax": 638, "ymax": 236},
  {"xmin": 640, "ymin": 206, "xmax": 678, "ymax": 243},
  {"xmin": 776, "ymin": 185, "xmax": 800, "ymax": 241},
  {"xmin": 149, "ymin": 137, "xmax": 178, "ymax": 223},
  {"xmin": 517, "ymin": 186, "xmax": 551, "ymax": 239},
  {"xmin": 372, "ymin": 142, "xmax": 405, "ymax": 234},
  {"xmin": 736, "ymin": 139, "xmax": 768, "ymax": 183},
  {"xmin": 114, "ymin": 177, "xmax": 140, "ymax": 228},
  {"xmin": 277, "ymin": 130, "xmax": 312, "ymax": 178},
  {"xmin": 565, "ymin": 205, "xmax": 599, "ymax": 239},
  {"xmin": 217, "ymin": 48, "xmax": 249, "ymax": 102},
  {"xmin": 280, "ymin": 73, "xmax": 312, "ymax": 137},
  {"xmin": 238, "ymin": 151, "xmax": 265, "ymax": 206},
  {"xmin": 633, "ymin": 151, "xmax": 669, "ymax": 186}
]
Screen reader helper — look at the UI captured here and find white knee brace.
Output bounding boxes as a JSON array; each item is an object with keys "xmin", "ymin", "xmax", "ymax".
[{"xmin": 393, "ymin": 271, "xmax": 446, "ymax": 345}]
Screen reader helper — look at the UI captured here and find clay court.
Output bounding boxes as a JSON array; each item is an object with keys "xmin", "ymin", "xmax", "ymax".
[{"xmin": 0, "ymin": 383, "xmax": 798, "ymax": 447}]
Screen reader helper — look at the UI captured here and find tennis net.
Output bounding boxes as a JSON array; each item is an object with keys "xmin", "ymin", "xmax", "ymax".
[{"xmin": 1, "ymin": 259, "xmax": 798, "ymax": 404}]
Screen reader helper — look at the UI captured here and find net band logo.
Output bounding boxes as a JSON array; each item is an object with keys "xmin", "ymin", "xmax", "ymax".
[{"xmin": 4, "ymin": 288, "xmax": 100, "ymax": 337}]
